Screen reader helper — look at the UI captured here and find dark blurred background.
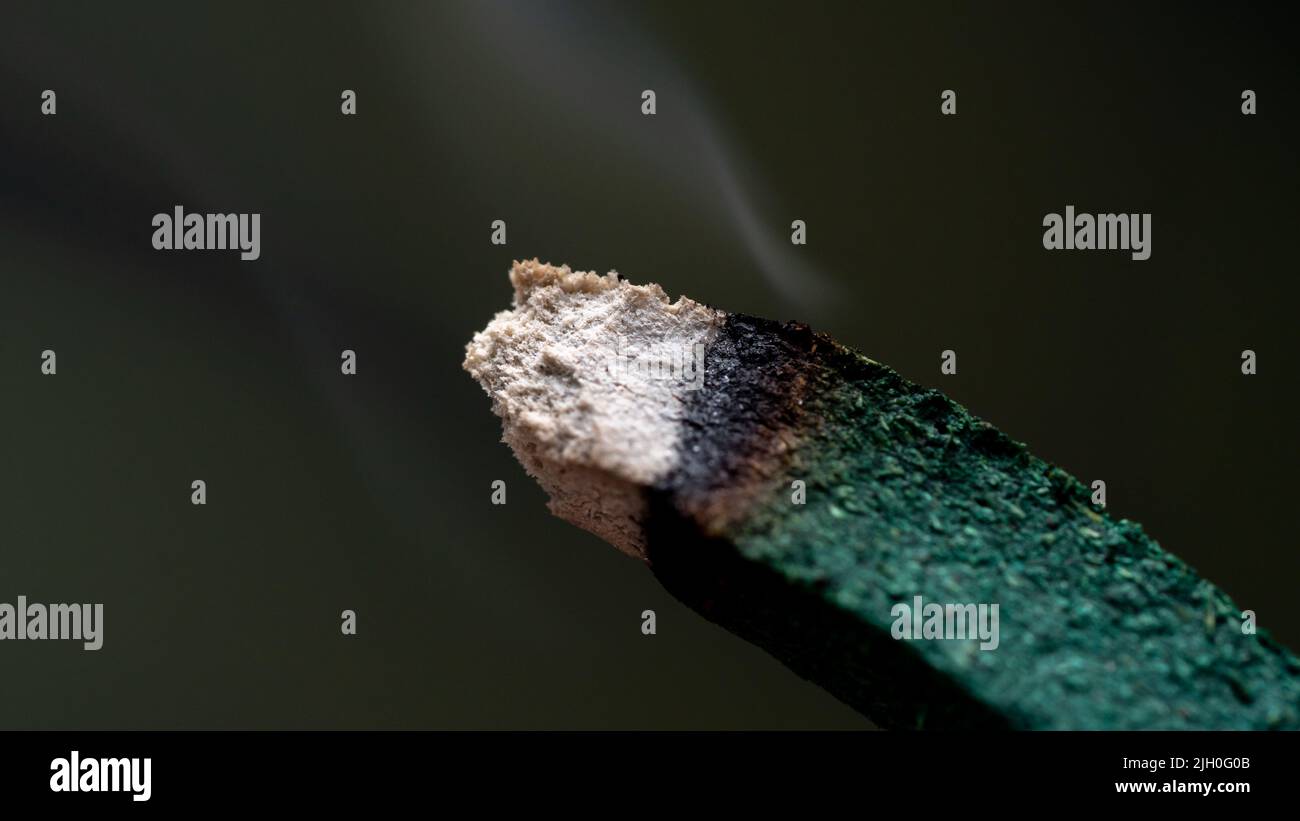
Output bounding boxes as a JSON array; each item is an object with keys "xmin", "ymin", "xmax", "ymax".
[{"xmin": 0, "ymin": 1, "xmax": 1294, "ymax": 728}]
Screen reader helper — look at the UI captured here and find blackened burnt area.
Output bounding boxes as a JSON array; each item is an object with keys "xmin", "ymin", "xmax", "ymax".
[{"xmin": 662, "ymin": 313, "xmax": 823, "ymax": 503}]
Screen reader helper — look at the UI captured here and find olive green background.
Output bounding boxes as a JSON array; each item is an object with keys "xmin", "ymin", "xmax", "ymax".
[{"xmin": 0, "ymin": 1, "xmax": 1294, "ymax": 728}]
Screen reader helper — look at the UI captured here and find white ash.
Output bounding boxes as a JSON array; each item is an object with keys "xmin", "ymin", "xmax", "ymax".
[{"xmin": 464, "ymin": 259, "xmax": 722, "ymax": 558}]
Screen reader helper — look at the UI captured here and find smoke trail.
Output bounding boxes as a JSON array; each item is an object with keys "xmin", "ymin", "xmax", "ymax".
[{"xmin": 390, "ymin": 0, "xmax": 837, "ymax": 309}]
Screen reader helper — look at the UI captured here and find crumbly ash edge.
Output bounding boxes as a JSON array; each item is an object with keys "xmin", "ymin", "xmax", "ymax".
[{"xmin": 464, "ymin": 259, "xmax": 723, "ymax": 557}]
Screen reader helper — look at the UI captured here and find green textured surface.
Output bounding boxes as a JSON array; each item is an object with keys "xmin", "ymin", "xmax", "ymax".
[{"xmin": 649, "ymin": 314, "xmax": 1300, "ymax": 729}]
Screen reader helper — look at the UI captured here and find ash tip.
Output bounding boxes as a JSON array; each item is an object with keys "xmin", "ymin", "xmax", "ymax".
[
  {"xmin": 509, "ymin": 258, "xmax": 627, "ymax": 307},
  {"xmin": 465, "ymin": 259, "xmax": 727, "ymax": 558}
]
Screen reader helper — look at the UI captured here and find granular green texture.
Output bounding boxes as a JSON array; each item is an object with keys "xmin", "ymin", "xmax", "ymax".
[{"xmin": 648, "ymin": 313, "xmax": 1300, "ymax": 729}]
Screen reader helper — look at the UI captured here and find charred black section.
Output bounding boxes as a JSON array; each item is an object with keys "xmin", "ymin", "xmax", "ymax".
[{"xmin": 659, "ymin": 312, "xmax": 826, "ymax": 507}]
